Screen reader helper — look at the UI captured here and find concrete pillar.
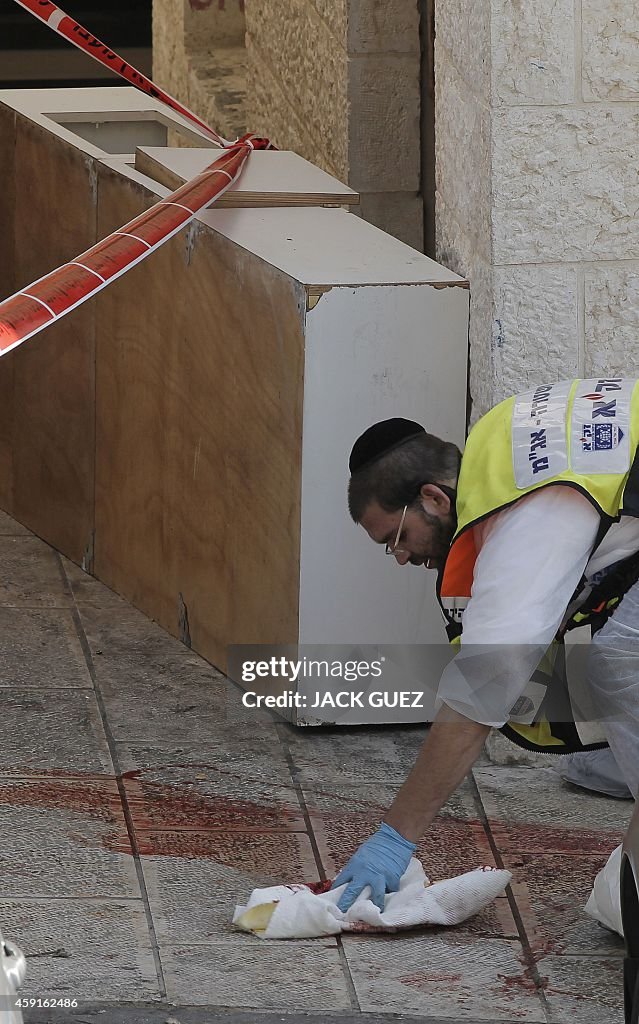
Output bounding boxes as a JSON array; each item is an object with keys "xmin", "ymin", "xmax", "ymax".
[
  {"xmin": 435, "ymin": 0, "xmax": 639, "ymax": 418},
  {"xmin": 244, "ymin": 0, "xmax": 423, "ymax": 249}
]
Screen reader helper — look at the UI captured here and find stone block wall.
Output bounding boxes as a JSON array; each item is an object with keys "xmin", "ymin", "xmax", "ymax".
[
  {"xmin": 435, "ymin": 0, "xmax": 492, "ymax": 415},
  {"xmin": 346, "ymin": 0, "xmax": 422, "ymax": 248},
  {"xmin": 245, "ymin": 0, "xmax": 423, "ymax": 248},
  {"xmin": 244, "ymin": 0, "xmax": 349, "ymax": 179},
  {"xmin": 153, "ymin": 0, "xmax": 248, "ymax": 142},
  {"xmin": 154, "ymin": 0, "xmax": 424, "ymax": 249},
  {"xmin": 435, "ymin": 0, "xmax": 639, "ymax": 418}
]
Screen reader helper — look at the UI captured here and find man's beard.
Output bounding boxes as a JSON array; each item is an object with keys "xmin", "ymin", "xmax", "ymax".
[{"xmin": 409, "ymin": 508, "xmax": 456, "ymax": 567}]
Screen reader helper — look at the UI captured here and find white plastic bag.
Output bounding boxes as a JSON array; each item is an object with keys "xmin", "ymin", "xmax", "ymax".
[{"xmin": 584, "ymin": 844, "xmax": 624, "ymax": 938}]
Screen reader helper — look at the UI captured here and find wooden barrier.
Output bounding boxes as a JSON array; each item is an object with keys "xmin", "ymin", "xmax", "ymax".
[{"xmin": 0, "ymin": 86, "xmax": 470, "ymax": 698}]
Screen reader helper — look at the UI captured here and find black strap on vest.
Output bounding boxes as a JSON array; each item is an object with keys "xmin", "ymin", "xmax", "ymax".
[
  {"xmin": 563, "ymin": 547, "xmax": 639, "ymax": 637},
  {"xmin": 620, "ymin": 443, "xmax": 639, "ymax": 519}
]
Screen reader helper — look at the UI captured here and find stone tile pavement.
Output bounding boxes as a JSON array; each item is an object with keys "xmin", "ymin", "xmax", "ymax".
[{"xmin": 0, "ymin": 509, "xmax": 633, "ymax": 1023}]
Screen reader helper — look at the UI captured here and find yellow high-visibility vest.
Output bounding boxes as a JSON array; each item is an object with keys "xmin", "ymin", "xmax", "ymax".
[{"xmin": 439, "ymin": 377, "xmax": 639, "ymax": 753}]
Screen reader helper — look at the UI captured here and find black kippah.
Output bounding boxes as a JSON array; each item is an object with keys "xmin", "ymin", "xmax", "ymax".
[{"xmin": 349, "ymin": 418, "xmax": 426, "ymax": 475}]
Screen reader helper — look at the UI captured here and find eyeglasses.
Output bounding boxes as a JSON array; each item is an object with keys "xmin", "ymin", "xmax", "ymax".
[{"xmin": 385, "ymin": 504, "xmax": 408, "ymax": 555}]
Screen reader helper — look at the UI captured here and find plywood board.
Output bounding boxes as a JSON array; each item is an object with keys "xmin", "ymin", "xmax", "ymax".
[
  {"xmin": 134, "ymin": 146, "xmax": 360, "ymax": 207},
  {"xmin": 94, "ymin": 166, "xmax": 304, "ymax": 670},
  {"xmin": 10, "ymin": 114, "xmax": 96, "ymax": 563},
  {"xmin": 0, "ymin": 105, "xmax": 16, "ymax": 299}
]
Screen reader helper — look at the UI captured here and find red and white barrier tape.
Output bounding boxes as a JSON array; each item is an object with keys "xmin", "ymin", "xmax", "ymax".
[
  {"xmin": 0, "ymin": 138, "xmax": 274, "ymax": 355},
  {"xmin": 0, "ymin": 1, "xmax": 274, "ymax": 357}
]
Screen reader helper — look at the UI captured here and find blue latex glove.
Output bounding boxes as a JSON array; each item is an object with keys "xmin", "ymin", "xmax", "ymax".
[{"xmin": 331, "ymin": 822, "xmax": 416, "ymax": 913}]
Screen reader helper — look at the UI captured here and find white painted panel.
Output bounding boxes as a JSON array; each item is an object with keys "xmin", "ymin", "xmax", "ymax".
[
  {"xmin": 0, "ymin": 87, "xmax": 165, "ymax": 114},
  {"xmin": 298, "ymin": 283, "xmax": 469, "ymax": 647},
  {"xmin": 199, "ymin": 206, "xmax": 464, "ymax": 286},
  {"xmin": 0, "ymin": 87, "xmax": 213, "ymax": 157}
]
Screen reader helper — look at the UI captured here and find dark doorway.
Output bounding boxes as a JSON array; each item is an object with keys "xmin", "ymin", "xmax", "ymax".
[{"xmin": 0, "ymin": 2, "xmax": 152, "ymax": 88}]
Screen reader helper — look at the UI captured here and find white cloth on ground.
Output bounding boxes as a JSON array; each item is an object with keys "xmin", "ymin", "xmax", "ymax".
[
  {"xmin": 233, "ymin": 859, "xmax": 511, "ymax": 939},
  {"xmin": 584, "ymin": 844, "xmax": 624, "ymax": 937}
]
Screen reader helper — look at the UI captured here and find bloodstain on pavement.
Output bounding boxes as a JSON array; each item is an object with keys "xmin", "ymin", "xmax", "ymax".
[
  {"xmin": 0, "ymin": 778, "xmax": 125, "ymax": 821},
  {"xmin": 488, "ymin": 821, "xmax": 619, "ymax": 857},
  {"xmin": 0, "ymin": 771, "xmax": 301, "ymax": 830},
  {"xmin": 120, "ymin": 767, "xmax": 305, "ymax": 832},
  {"xmin": 498, "ymin": 968, "xmax": 547, "ymax": 995},
  {"xmin": 0, "ymin": 777, "xmax": 134, "ymax": 856},
  {"xmin": 312, "ymin": 803, "xmax": 498, "ymax": 882},
  {"xmin": 0, "ymin": 770, "xmax": 306, "ymax": 859},
  {"xmin": 0, "ymin": 767, "xmax": 620, "ymax": 892},
  {"xmin": 0, "ymin": 770, "xmax": 319, "ymax": 876},
  {"xmin": 498, "ymin": 850, "xmax": 623, "ymax": 958}
]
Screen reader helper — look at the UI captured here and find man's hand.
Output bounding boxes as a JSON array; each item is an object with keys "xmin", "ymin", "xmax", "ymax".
[
  {"xmin": 330, "ymin": 822, "xmax": 416, "ymax": 912},
  {"xmin": 331, "ymin": 707, "xmax": 490, "ymax": 914}
]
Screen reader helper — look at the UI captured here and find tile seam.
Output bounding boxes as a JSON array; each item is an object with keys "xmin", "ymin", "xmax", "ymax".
[
  {"xmin": 274, "ymin": 720, "xmax": 361, "ymax": 1012},
  {"xmin": 0, "ymin": 685, "xmax": 95, "ymax": 689},
  {"xmin": 57, "ymin": 551, "xmax": 168, "ymax": 1000},
  {"xmin": 0, "ymin": 896, "xmax": 147, "ymax": 902},
  {"xmin": 305, "ymin": 0, "xmax": 345, "ymax": 47},
  {"xmin": 468, "ymin": 770, "xmax": 552, "ymax": 1022}
]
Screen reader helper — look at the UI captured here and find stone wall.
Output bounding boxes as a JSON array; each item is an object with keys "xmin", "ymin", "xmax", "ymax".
[
  {"xmin": 435, "ymin": 0, "xmax": 639, "ymax": 418},
  {"xmin": 435, "ymin": 0, "xmax": 493, "ymax": 415},
  {"xmin": 245, "ymin": 0, "xmax": 423, "ymax": 248},
  {"xmin": 346, "ymin": 0, "xmax": 422, "ymax": 247},
  {"xmin": 154, "ymin": 0, "xmax": 424, "ymax": 249},
  {"xmin": 244, "ymin": 1, "xmax": 349, "ymax": 179},
  {"xmin": 153, "ymin": 0, "xmax": 247, "ymax": 142}
]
